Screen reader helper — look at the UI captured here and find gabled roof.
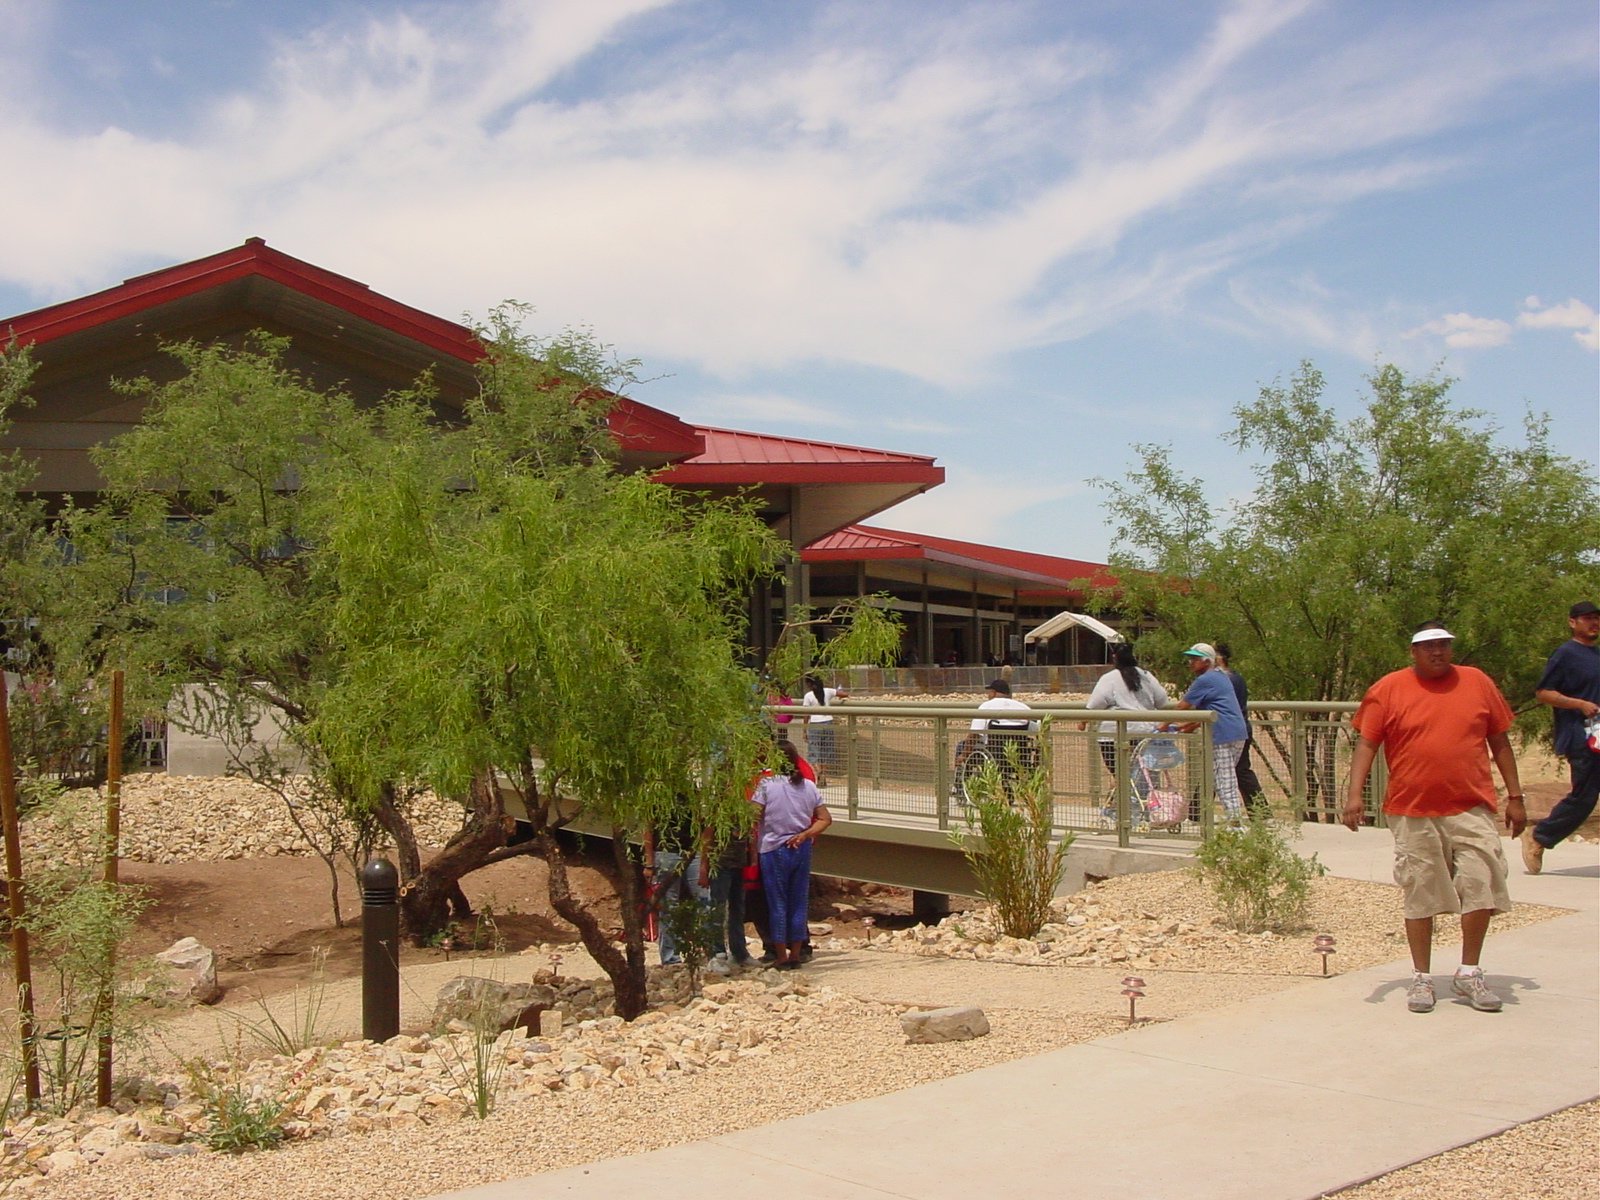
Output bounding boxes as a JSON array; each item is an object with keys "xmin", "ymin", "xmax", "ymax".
[
  {"xmin": 804, "ymin": 524, "xmax": 1118, "ymax": 595},
  {"xmin": 1, "ymin": 237, "xmax": 703, "ymax": 464}
]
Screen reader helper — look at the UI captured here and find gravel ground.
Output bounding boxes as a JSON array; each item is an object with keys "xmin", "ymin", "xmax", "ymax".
[
  {"xmin": 1330, "ymin": 1099, "xmax": 1600, "ymax": 1199},
  {"xmin": 13, "ymin": 867, "xmax": 1586, "ymax": 1200}
]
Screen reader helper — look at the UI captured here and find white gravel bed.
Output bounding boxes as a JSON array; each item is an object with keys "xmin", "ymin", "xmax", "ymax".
[
  {"xmin": 16, "ymin": 976, "xmax": 1122, "ymax": 1199},
  {"xmin": 1332, "ymin": 1099, "xmax": 1599, "ymax": 1199},
  {"xmin": 28, "ymin": 776, "xmax": 464, "ymax": 864}
]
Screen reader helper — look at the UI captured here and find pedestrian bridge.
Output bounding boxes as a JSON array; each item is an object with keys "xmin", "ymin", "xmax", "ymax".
[{"xmin": 554, "ymin": 701, "xmax": 1363, "ymax": 899}]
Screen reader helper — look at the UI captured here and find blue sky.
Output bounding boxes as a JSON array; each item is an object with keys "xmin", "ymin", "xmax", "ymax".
[{"xmin": 2, "ymin": 0, "xmax": 1595, "ymax": 562}]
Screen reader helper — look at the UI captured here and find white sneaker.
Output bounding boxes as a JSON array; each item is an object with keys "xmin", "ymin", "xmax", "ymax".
[
  {"xmin": 705, "ymin": 955, "xmax": 731, "ymax": 976},
  {"xmin": 1451, "ymin": 967, "xmax": 1503, "ymax": 1012}
]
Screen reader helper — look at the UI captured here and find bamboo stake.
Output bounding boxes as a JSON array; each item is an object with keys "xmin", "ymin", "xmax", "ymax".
[
  {"xmin": 96, "ymin": 670, "xmax": 124, "ymax": 1108},
  {"xmin": 0, "ymin": 672, "xmax": 41, "ymax": 1109}
]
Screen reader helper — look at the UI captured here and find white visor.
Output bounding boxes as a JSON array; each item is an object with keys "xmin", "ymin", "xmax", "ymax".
[{"xmin": 1410, "ymin": 628, "xmax": 1455, "ymax": 644}]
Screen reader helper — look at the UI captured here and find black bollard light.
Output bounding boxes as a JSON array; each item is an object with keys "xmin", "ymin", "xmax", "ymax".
[{"xmin": 361, "ymin": 858, "xmax": 400, "ymax": 1043}]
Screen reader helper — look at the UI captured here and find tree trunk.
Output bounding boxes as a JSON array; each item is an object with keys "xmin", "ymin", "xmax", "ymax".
[
  {"xmin": 535, "ymin": 825, "xmax": 649, "ymax": 1020},
  {"xmin": 397, "ymin": 773, "xmax": 507, "ymax": 943},
  {"xmin": 376, "ymin": 783, "xmax": 423, "ymax": 881}
]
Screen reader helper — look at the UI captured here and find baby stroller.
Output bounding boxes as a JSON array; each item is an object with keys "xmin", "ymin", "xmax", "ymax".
[
  {"xmin": 1099, "ymin": 736, "xmax": 1186, "ymax": 831},
  {"xmin": 1134, "ymin": 736, "xmax": 1187, "ymax": 832}
]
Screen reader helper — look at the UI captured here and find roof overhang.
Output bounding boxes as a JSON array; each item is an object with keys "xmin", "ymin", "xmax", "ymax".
[{"xmin": 656, "ymin": 430, "xmax": 943, "ymax": 548}]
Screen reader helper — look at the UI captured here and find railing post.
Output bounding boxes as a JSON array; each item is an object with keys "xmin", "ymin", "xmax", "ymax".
[
  {"xmin": 1113, "ymin": 722, "xmax": 1130, "ymax": 849},
  {"xmin": 361, "ymin": 858, "xmax": 400, "ymax": 1043},
  {"xmin": 933, "ymin": 715, "xmax": 951, "ymax": 831},
  {"xmin": 844, "ymin": 713, "xmax": 859, "ymax": 820}
]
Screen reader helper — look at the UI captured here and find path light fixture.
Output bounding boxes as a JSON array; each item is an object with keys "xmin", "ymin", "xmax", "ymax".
[
  {"xmin": 1120, "ymin": 975, "xmax": 1146, "ymax": 1025},
  {"xmin": 549, "ymin": 952, "xmax": 564, "ymax": 979},
  {"xmin": 1313, "ymin": 934, "xmax": 1337, "ymax": 976}
]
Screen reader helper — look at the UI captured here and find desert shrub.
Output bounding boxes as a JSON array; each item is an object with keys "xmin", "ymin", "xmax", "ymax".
[
  {"xmin": 185, "ymin": 1055, "xmax": 289, "ymax": 1153},
  {"xmin": 1193, "ymin": 809, "xmax": 1325, "ymax": 932},
  {"xmin": 949, "ymin": 733, "xmax": 1072, "ymax": 939},
  {"xmin": 2, "ymin": 784, "xmax": 149, "ymax": 1114},
  {"xmin": 223, "ymin": 947, "xmax": 332, "ymax": 1058},
  {"xmin": 661, "ymin": 894, "xmax": 722, "ymax": 996},
  {"xmin": 432, "ymin": 987, "xmax": 513, "ymax": 1120}
]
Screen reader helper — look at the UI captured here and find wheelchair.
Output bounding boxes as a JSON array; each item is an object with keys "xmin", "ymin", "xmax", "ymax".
[{"xmin": 953, "ymin": 720, "xmax": 1040, "ymax": 806}]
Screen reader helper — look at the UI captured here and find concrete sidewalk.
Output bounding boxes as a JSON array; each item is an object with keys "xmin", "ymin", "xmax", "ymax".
[{"xmin": 434, "ymin": 825, "xmax": 1599, "ymax": 1200}]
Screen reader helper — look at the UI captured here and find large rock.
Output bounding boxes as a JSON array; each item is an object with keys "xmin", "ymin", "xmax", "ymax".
[
  {"xmin": 153, "ymin": 937, "xmax": 221, "ymax": 1005},
  {"xmin": 899, "ymin": 1004, "xmax": 990, "ymax": 1043},
  {"xmin": 432, "ymin": 977, "xmax": 556, "ymax": 1035}
]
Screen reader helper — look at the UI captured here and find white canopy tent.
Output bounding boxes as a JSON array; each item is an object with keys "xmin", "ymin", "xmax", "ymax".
[{"xmin": 1023, "ymin": 610, "xmax": 1123, "ymax": 646}]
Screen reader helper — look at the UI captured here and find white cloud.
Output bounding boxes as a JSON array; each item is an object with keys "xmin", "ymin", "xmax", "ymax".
[
  {"xmin": 1518, "ymin": 297, "xmax": 1600, "ymax": 352},
  {"xmin": 0, "ymin": 0, "xmax": 1593, "ymax": 387},
  {"xmin": 1403, "ymin": 312, "xmax": 1513, "ymax": 350}
]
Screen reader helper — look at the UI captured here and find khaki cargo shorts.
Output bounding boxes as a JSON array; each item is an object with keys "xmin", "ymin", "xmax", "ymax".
[{"xmin": 1389, "ymin": 805, "xmax": 1512, "ymax": 920}]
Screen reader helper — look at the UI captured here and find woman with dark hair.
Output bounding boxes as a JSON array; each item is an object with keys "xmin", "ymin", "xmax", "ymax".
[
  {"xmin": 1083, "ymin": 643, "xmax": 1173, "ymax": 779},
  {"xmin": 751, "ymin": 740, "xmax": 831, "ymax": 969},
  {"xmin": 800, "ymin": 674, "xmax": 847, "ymax": 786}
]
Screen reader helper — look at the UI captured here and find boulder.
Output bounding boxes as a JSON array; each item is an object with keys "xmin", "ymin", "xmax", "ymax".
[
  {"xmin": 432, "ymin": 977, "xmax": 556, "ymax": 1035},
  {"xmin": 153, "ymin": 937, "xmax": 221, "ymax": 1005},
  {"xmin": 899, "ymin": 1005, "xmax": 990, "ymax": 1044}
]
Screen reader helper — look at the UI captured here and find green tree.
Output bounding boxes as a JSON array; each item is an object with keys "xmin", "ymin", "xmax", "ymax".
[
  {"xmin": 1097, "ymin": 361, "xmax": 1600, "ymax": 716},
  {"xmin": 25, "ymin": 317, "xmax": 793, "ymax": 1018},
  {"xmin": 309, "ymin": 437, "xmax": 786, "ymax": 1017}
]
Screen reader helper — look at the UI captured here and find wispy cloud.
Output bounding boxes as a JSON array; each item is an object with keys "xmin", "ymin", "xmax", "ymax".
[
  {"xmin": 875, "ymin": 467, "xmax": 1090, "ymax": 550},
  {"xmin": 0, "ymin": 0, "xmax": 1593, "ymax": 389}
]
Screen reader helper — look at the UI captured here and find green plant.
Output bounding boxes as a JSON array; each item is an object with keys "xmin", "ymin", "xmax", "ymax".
[
  {"xmin": 1193, "ymin": 809, "xmax": 1326, "ymax": 932},
  {"xmin": 949, "ymin": 730, "xmax": 1072, "ymax": 940},
  {"xmin": 222, "ymin": 947, "xmax": 332, "ymax": 1058},
  {"xmin": 661, "ymin": 894, "xmax": 722, "ymax": 996},
  {"xmin": 4, "ymin": 786, "xmax": 150, "ymax": 1114},
  {"xmin": 432, "ymin": 989, "xmax": 513, "ymax": 1120},
  {"xmin": 184, "ymin": 1055, "xmax": 289, "ymax": 1153}
]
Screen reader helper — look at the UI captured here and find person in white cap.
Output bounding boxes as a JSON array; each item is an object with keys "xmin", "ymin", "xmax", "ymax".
[
  {"xmin": 1343, "ymin": 622, "xmax": 1526, "ymax": 1014},
  {"xmin": 1159, "ymin": 642, "xmax": 1248, "ymax": 823}
]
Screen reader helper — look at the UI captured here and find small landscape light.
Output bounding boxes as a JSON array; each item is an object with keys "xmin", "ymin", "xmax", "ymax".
[
  {"xmin": 1313, "ymin": 934, "xmax": 1337, "ymax": 976},
  {"xmin": 1120, "ymin": 975, "xmax": 1146, "ymax": 1025}
]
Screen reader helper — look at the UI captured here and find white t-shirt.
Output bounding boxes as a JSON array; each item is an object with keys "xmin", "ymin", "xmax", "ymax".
[
  {"xmin": 970, "ymin": 695, "xmax": 1037, "ymax": 732},
  {"xmin": 1084, "ymin": 668, "xmax": 1171, "ymax": 736},
  {"xmin": 802, "ymin": 687, "xmax": 837, "ymax": 724}
]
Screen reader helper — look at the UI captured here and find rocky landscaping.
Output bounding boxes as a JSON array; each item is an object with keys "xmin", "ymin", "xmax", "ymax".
[{"xmin": 0, "ymin": 773, "xmax": 1590, "ymax": 1198}]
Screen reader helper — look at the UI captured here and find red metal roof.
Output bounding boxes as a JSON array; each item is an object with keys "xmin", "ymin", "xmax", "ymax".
[
  {"xmin": 1, "ymin": 238, "xmax": 703, "ymax": 461},
  {"xmin": 804, "ymin": 524, "xmax": 1118, "ymax": 592},
  {"xmin": 658, "ymin": 427, "xmax": 942, "ymax": 486}
]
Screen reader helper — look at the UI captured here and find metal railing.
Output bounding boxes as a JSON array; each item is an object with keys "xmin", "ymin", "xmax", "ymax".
[{"xmin": 768, "ymin": 700, "xmax": 1371, "ymax": 845}]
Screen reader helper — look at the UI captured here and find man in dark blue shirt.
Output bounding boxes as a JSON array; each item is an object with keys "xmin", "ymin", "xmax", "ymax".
[{"xmin": 1524, "ymin": 600, "xmax": 1600, "ymax": 873}]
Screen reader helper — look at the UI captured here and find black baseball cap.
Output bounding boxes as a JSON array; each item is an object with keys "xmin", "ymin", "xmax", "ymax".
[
  {"xmin": 986, "ymin": 679, "xmax": 1011, "ymax": 695},
  {"xmin": 1571, "ymin": 600, "xmax": 1600, "ymax": 618}
]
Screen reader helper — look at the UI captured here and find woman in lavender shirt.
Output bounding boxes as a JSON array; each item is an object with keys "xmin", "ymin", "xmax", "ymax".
[{"xmin": 752, "ymin": 741, "xmax": 832, "ymax": 969}]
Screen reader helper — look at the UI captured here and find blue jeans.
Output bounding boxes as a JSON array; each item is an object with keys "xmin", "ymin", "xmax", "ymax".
[
  {"xmin": 653, "ymin": 851, "xmax": 709, "ymax": 965},
  {"xmin": 760, "ymin": 843, "xmax": 813, "ymax": 946},
  {"xmin": 807, "ymin": 724, "xmax": 836, "ymax": 776},
  {"xmin": 1532, "ymin": 751, "xmax": 1600, "ymax": 849},
  {"xmin": 708, "ymin": 866, "xmax": 750, "ymax": 962}
]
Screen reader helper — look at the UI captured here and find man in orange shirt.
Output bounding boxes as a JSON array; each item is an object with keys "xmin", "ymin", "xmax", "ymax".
[{"xmin": 1344, "ymin": 623, "xmax": 1526, "ymax": 1014}]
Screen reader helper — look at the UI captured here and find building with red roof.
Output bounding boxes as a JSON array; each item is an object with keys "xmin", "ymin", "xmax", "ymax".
[
  {"xmin": 2, "ymin": 239, "xmax": 1118, "ymax": 670},
  {"xmin": 804, "ymin": 525, "xmax": 1123, "ymax": 666}
]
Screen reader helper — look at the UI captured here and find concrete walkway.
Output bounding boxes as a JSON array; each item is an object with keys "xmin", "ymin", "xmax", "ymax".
[{"xmin": 433, "ymin": 824, "xmax": 1599, "ymax": 1200}]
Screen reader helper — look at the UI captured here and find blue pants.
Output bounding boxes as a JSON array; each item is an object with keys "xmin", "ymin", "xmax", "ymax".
[
  {"xmin": 653, "ymin": 851, "xmax": 709, "ymax": 965},
  {"xmin": 760, "ymin": 843, "xmax": 813, "ymax": 946},
  {"xmin": 1532, "ymin": 751, "xmax": 1600, "ymax": 849}
]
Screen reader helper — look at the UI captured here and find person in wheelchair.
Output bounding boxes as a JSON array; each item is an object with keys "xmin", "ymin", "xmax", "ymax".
[{"xmin": 953, "ymin": 679, "xmax": 1040, "ymax": 801}]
